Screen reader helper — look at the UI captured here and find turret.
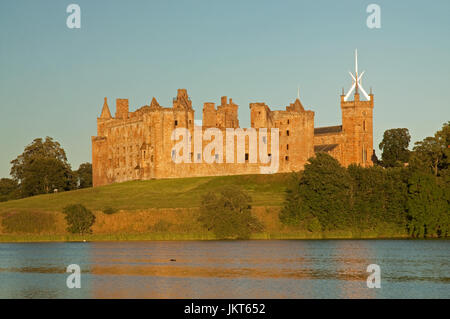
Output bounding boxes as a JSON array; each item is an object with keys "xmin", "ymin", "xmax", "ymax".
[{"xmin": 100, "ymin": 97, "xmax": 112, "ymax": 119}]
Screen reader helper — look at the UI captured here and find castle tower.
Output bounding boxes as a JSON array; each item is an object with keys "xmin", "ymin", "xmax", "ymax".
[{"xmin": 341, "ymin": 50, "xmax": 374, "ymax": 167}]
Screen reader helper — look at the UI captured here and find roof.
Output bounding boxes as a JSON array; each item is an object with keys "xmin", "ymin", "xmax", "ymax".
[
  {"xmin": 314, "ymin": 125, "xmax": 342, "ymax": 135},
  {"xmin": 314, "ymin": 144, "xmax": 339, "ymax": 153}
]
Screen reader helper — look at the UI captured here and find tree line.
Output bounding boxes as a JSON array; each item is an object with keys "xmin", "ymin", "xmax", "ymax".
[
  {"xmin": 0, "ymin": 137, "xmax": 92, "ymax": 201},
  {"xmin": 280, "ymin": 122, "xmax": 450, "ymax": 238}
]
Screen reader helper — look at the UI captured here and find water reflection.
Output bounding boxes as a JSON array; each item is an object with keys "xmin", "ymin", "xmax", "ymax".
[{"xmin": 0, "ymin": 240, "xmax": 449, "ymax": 298}]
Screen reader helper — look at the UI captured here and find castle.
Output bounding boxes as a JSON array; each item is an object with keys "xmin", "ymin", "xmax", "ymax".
[{"xmin": 92, "ymin": 52, "xmax": 374, "ymax": 187}]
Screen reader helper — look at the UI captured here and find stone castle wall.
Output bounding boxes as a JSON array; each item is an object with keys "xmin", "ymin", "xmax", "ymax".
[{"xmin": 92, "ymin": 89, "xmax": 373, "ymax": 187}]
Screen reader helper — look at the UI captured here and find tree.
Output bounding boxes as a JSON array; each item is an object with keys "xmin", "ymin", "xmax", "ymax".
[
  {"xmin": 406, "ymin": 171, "xmax": 448, "ymax": 238},
  {"xmin": 295, "ymin": 153, "xmax": 353, "ymax": 230},
  {"xmin": 76, "ymin": 163, "xmax": 92, "ymax": 189},
  {"xmin": 10, "ymin": 137, "xmax": 76, "ymax": 197},
  {"xmin": 0, "ymin": 178, "xmax": 19, "ymax": 202},
  {"xmin": 279, "ymin": 172, "xmax": 304, "ymax": 226},
  {"xmin": 63, "ymin": 204, "xmax": 96, "ymax": 235},
  {"xmin": 20, "ymin": 158, "xmax": 76, "ymax": 197},
  {"xmin": 410, "ymin": 122, "xmax": 449, "ymax": 176},
  {"xmin": 379, "ymin": 128, "xmax": 411, "ymax": 167},
  {"xmin": 198, "ymin": 186, "xmax": 262, "ymax": 239},
  {"xmin": 348, "ymin": 165, "xmax": 409, "ymax": 231}
]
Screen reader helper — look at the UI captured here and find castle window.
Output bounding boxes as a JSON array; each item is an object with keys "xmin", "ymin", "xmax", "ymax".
[
  {"xmin": 286, "ymin": 130, "xmax": 290, "ymax": 136},
  {"xmin": 285, "ymin": 156, "xmax": 289, "ymax": 161},
  {"xmin": 151, "ymin": 155, "xmax": 154, "ymax": 162},
  {"xmin": 175, "ymin": 120, "xmax": 178, "ymax": 126},
  {"xmin": 143, "ymin": 151, "xmax": 146, "ymax": 158},
  {"xmin": 287, "ymin": 120, "xmax": 290, "ymax": 124},
  {"xmin": 197, "ymin": 153, "xmax": 201, "ymax": 161},
  {"xmin": 286, "ymin": 144, "xmax": 289, "ymax": 150},
  {"xmin": 363, "ymin": 120, "xmax": 366, "ymax": 131},
  {"xmin": 262, "ymin": 136, "xmax": 267, "ymax": 144},
  {"xmin": 245, "ymin": 153, "xmax": 249, "ymax": 161},
  {"xmin": 215, "ymin": 154, "xmax": 219, "ymax": 161}
]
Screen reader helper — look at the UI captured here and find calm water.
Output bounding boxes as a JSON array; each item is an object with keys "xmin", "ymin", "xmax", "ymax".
[{"xmin": 0, "ymin": 240, "xmax": 448, "ymax": 298}]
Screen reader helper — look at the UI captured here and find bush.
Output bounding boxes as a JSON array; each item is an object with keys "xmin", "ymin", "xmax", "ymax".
[
  {"xmin": 102, "ymin": 207, "xmax": 118, "ymax": 215},
  {"xmin": 282, "ymin": 153, "xmax": 353, "ymax": 231},
  {"xmin": 1, "ymin": 211, "xmax": 56, "ymax": 233},
  {"xmin": 306, "ymin": 217, "xmax": 322, "ymax": 233},
  {"xmin": 198, "ymin": 186, "xmax": 263, "ymax": 239},
  {"xmin": 63, "ymin": 204, "xmax": 96, "ymax": 235}
]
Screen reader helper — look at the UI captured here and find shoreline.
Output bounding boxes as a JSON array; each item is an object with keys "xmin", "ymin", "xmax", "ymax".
[{"xmin": 0, "ymin": 232, "xmax": 425, "ymax": 243}]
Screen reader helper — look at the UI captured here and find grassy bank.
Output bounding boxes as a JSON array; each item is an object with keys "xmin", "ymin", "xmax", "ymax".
[
  {"xmin": 0, "ymin": 174, "xmax": 410, "ymax": 242},
  {"xmin": 0, "ymin": 174, "xmax": 289, "ymax": 212}
]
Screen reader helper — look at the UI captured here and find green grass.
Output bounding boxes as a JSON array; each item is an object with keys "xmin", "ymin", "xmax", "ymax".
[
  {"xmin": 0, "ymin": 174, "xmax": 290, "ymax": 213},
  {"xmin": 0, "ymin": 173, "xmax": 414, "ymax": 242},
  {"xmin": 0, "ymin": 231, "xmax": 411, "ymax": 243}
]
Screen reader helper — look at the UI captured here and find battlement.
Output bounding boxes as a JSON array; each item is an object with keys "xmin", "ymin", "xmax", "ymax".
[{"xmin": 93, "ymin": 84, "xmax": 374, "ymax": 186}]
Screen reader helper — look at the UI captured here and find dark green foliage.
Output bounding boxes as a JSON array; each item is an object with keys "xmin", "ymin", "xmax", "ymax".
[
  {"xmin": 10, "ymin": 137, "xmax": 76, "ymax": 197},
  {"xmin": 280, "ymin": 134, "xmax": 448, "ymax": 237},
  {"xmin": 20, "ymin": 157, "xmax": 76, "ymax": 197},
  {"xmin": 298, "ymin": 153, "xmax": 353, "ymax": 230},
  {"xmin": 102, "ymin": 207, "xmax": 118, "ymax": 215},
  {"xmin": 198, "ymin": 186, "xmax": 263, "ymax": 239},
  {"xmin": 1, "ymin": 211, "xmax": 56, "ymax": 233},
  {"xmin": 406, "ymin": 172, "xmax": 449, "ymax": 238},
  {"xmin": 0, "ymin": 178, "xmax": 19, "ymax": 202},
  {"xmin": 279, "ymin": 172, "xmax": 303, "ymax": 226},
  {"xmin": 348, "ymin": 165, "xmax": 408, "ymax": 230},
  {"xmin": 410, "ymin": 122, "xmax": 449, "ymax": 176},
  {"xmin": 63, "ymin": 204, "xmax": 96, "ymax": 235},
  {"xmin": 76, "ymin": 163, "xmax": 92, "ymax": 189},
  {"xmin": 379, "ymin": 128, "xmax": 411, "ymax": 167}
]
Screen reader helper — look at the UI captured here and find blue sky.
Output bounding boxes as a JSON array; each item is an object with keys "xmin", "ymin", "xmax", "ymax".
[{"xmin": 0, "ymin": 0, "xmax": 449, "ymax": 178}]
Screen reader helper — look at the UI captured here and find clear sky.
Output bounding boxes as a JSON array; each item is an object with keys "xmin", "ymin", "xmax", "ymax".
[{"xmin": 0, "ymin": 0, "xmax": 449, "ymax": 178}]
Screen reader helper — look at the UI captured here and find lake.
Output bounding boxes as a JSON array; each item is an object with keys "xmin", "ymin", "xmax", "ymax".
[{"xmin": 0, "ymin": 240, "xmax": 448, "ymax": 298}]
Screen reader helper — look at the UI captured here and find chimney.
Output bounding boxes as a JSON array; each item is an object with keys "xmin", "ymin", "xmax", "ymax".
[{"xmin": 115, "ymin": 99, "xmax": 129, "ymax": 119}]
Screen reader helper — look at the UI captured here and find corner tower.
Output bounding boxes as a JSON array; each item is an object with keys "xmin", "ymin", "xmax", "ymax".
[{"xmin": 340, "ymin": 50, "xmax": 374, "ymax": 167}]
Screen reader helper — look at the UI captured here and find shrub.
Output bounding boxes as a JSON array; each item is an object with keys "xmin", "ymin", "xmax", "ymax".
[
  {"xmin": 198, "ymin": 186, "xmax": 263, "ymax": 239},
  {"xmin": 1, "ymin": 211, "xmax": 56, "ymax": 233},
  {"xmin": 102, "ymin": 207, "xmax": 118, "ymax": 215},
  {"xmin": 63, "ymin": 204, "xmax": 96, "ymax": 235},
  {"xmin": 306, "ymin": 217, "xmax": 322, "ymax": 233}
]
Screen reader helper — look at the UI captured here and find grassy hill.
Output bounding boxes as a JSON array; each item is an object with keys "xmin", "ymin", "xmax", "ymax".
[
  {"xmin": 0, "ymin": 173, "xmax": 409, "ymax": 241},
  {"xmin": 0, "ymin": 174, "xmax": 290, "ymax": 213}
]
